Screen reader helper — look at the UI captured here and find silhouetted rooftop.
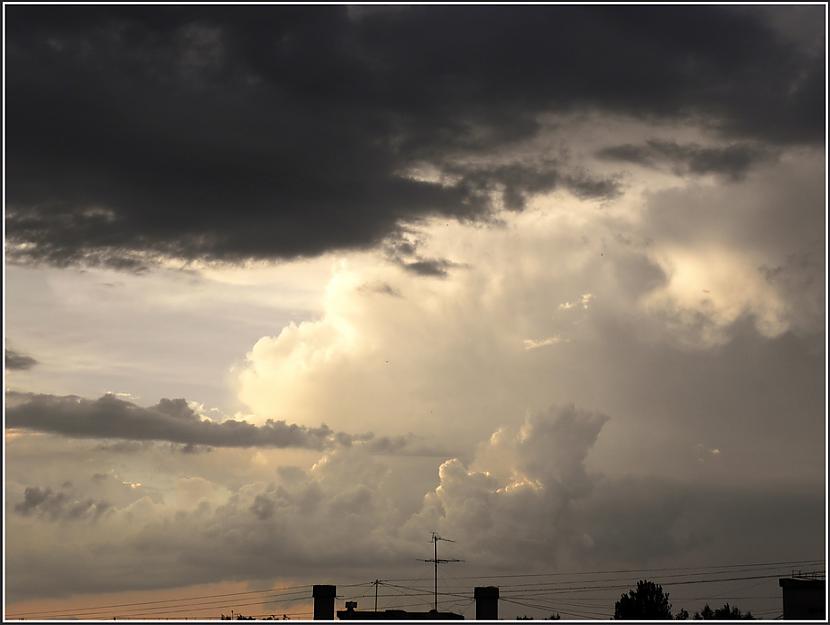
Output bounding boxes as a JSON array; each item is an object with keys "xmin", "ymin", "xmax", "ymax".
[
  {"xmin": 779, "ymin": 576, "xmax": 825, "ymax": 589},
  {"xmin": 337, "ymin": 607, "xmax": 464, "ymax": 620}
]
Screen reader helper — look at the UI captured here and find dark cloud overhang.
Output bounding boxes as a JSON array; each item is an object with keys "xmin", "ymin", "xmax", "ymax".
[
  {"xmin": 5, "ymin": 5, "xmax": 825, "ymax": 268},
  {"xmin": 5, "ymin": 392, "xmax": 451, "ymax": 456},
  {"xmin": 596, "ymin": 140, "xmax": 777, "ymax": 181},
  {"xmin": 5, "ymin": 392, "xmax": 341, "ymax": 449},
  {"xmin": 5, "ymin": 348, "xmax": 39, "ymax": 371}
]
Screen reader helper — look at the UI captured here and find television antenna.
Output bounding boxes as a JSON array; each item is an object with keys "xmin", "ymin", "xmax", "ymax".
[{"xmin": 420, "ymin": 532, "xmax": 463, "ymax": 611}]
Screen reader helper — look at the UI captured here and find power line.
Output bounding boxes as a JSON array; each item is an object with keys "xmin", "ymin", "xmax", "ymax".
[
  {"xmin": 114, "ymin": 592, "xmax": 314, "ymax": 618},
  {"xmin": 350, "ymin": 595, "xmax": 472, "ymax": 613},
  {"xmin": 7, "ymin": 559, "xmax": 822, "ymax": 619},
  {"xmin": 6, "ymin": 582, "xmax": 370, "ymax": 619},
  {"xmin": 10, "ymin": 593, "xmax": 314, "ymax": 621},
  {"xmin": 235, "ymin": 611, "xmax": 313, "ymax": 620},
  {"xmin": 10, "ymin": 584, "xmax": 462, "ymax": 620},
  {"xmin": 379, "ymin": 581, "xmax": 472, "ymax": 604},
  {"xmin": 5, "ymin": 585, "xmax": 313, "ymax": 618},
  {"xmin": 495, "ymin": 565, "xmax": 824, "ymax": 590},
  {"xmin": 502, "ymin": 596, "xmax": 610, "ymax": 619},
  {"xmin": 495, "ymin": 569, "xmax": 825, "ymax": 598},
  {"xmin": 379, "ymin": 569, "xmax": 825, "ymax": 601},
  {"xmin": 6, "ymin": 589, "xmax": 313, "ymax": 619},
  {"xmin": 380, "ymin": 558, "xmax": 824, "ymax": 582},
  {"xmin": 377, "ymin": 565, "xmax": 821, "ymax": 595}
]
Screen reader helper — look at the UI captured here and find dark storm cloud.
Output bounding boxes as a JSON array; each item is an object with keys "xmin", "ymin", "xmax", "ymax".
[
  {"xmin": 400, "ymin": 257, "xmax": 460, "ymax": 278},
  {"xmin": 6, "ymin": 392, "xmax": 448, "ymax": 455},
  {"xmin": 596, "ymin": 140, "xmax": 775, "ymax": 181},
  {"xmin": 446, "ymin": 160, "xmax": 621, "ymax": 211},
  {"xmin": 5, "ymin": 348, "xmax": 38, "ymax": 371},
  {"xmin": 6, "ymin": 6, "xmax": 824, "ymax": 267},
  {"xmin": 14, "ymin": 486, "xmax": 111, "ymax": 522},
  {"xmin": 6, "ymin": 392, "xmax": 343, "ymax": 449}
]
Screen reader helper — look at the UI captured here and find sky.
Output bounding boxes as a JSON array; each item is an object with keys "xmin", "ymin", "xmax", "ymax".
[{"xmin": 3, "ymin": 4, "xmax": 827, "ymax": 621}]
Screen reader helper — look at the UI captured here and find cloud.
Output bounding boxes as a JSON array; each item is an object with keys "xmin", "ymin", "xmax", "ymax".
[
  {"xmin": 558, "ymin": 293, "xmax": 593, "ymax": 311},
  {"xmin": 399, "ymin": 257, "xmax": 461, "ymax": 278},
  {"xmin": 5, "ymin": 392, "xmax": 343, "ymax": 450},
  {"xmin": 401, "ymin": 405, "xmax": 610, "ymax": 567},
  {"xmin": 596, "ymin": 140, "xmax": 775, "ymax": 180},
  {"xmin": 5, "ymin": 392, "xmax": 451, "ymax": 458},
  {"xmin": 236, "ymin": 152, "xmax": 824, "ymax": 479},
  {"xmin": 14, "ymin": 486, "xmax": 111, "ymax": 522},
  {"xmin": 4, "ymin": 404, "xmax": 823, "ymax": 604},
  {"xmin": 636, "ymin": 153, "xmax": 824, "ymax": 346},
  {"xmin": 5, "ymin": 6, "xmax": 823, "ymax": 268},
  {"xmin": 382, "ymin": 233, "xmax": 467, "ymax": 278},
  {"xmin": 523, "ymin": 336, "xmax": 565, "ymax": 351},
  {"xmin": 443, "ymin": 160, "xmax": 620, "ymax": 211},
  {"xmin": 5, "ymin": 348, "xmax": 38, "ymax": 370},
  {"xmin": 362, "ymin": 433, "xmax": 451, "ymax": 457},
  {"xmin": 357, "ymin": 281, "xmax": 403, "ymax": 298}
]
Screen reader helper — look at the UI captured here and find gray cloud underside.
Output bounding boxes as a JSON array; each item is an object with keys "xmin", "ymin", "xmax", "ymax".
[
  {"xmin": 15, "ymin": 486, "xmax": 111, "ymax": 522},
  {"xmin": 5, "ymin": 6, "xmax": 823, "ymax": 268},
  {"xmin": 596, "ymin": 140, "xmax": 776, "ymax": 180},
  {"xmin": 5, "ymin": 348, "xmax": 39, "ymax": 370},
  {"xmin": 4, "ymin": 405, "xmax": 823, "ymax": 603},
  {"xmin": 5, "ymin": 392, "xmax": 449, "ymax": 455},
  {"xmin": 5, "ymin": 393, "xmax": 341, "ymax": 449},
  {"xmin": 381, "ymin": 233, "xmax": 468, "ymax": 278}
]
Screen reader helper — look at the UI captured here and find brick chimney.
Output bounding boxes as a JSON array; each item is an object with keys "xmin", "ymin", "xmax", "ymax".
[
  {"xmin": 312, "ymin": 585, "xmax": 336, "ymax": 620},
  {"xmin": 474, "ymin": 586, "xmax": 499, "ymax": 620}
]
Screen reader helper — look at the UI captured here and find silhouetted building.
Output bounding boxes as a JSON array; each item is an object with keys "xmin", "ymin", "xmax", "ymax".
[
  {"xmin": 474, "ymin": 586, "xmax": 499, "ymax": 620},
  {"xmin": 337, "ymin": 601, "xmax": 464, "ymax": 620},
  {"xmin": 313, "ymin": 585, "xmax": 337, "ymax": 620},
  {"xmin": 779, "ymin": 576, "xmax": 825, "ymax": 620}
]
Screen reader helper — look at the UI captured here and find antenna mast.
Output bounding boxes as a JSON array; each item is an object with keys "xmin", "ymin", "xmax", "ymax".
[{"xmin": 420, "ymin": 532, "xmax": 463, "ymax": 612}]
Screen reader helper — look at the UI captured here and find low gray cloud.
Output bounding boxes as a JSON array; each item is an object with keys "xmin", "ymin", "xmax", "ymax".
[
  {"xmin": 6, "ymin": 392, "xmax": 343, "ymax": 450},
  {"xmin": 5, "ymin": 348, "xmax": 38, "ymax": 370},
  {"xmin": 14, "ymin": 486, "xmax": 111, "ymax": 522},
  {"xmin": 4, "ymin": 404, "xmax": 823, "ymax": 606},
  {"xmin": 400, "ymin": 257, "xmax": 462, "ymax": 278},
  {"xmin": 447, "ymin": 160, "xmax": 621, "ymax": 211},
  {"xmin": 6, "ymin": 392, "xmax": 451, "ymax": 456},
  {"xmin": 596, "ymin": 140, "xmax": 775, "ymax": 180},
  {"xmin": 363, "ymin": 433, "xmax": 452, "ymax": 457},
  {"xmin": 383, "ymin": 234, "xmax": 467, "ymax": 278}
]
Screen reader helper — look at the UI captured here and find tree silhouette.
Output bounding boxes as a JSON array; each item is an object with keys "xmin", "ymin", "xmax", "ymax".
[
  {"xmin": 614, "ymin": 580, "xmax": 673, "ymax": 620},
  {"xmin": 693, "ymin": 603, "xmax": 754, "ymax": 619},
  {"xmin": 675, "ymin": 608, "xmax": 690, "ymax": 620}
]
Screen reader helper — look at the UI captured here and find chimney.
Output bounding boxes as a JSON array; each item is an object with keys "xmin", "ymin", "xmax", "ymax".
[
  {"xmin": 474, "ymin": 586, "xmax": 499, "ymax": 620},
  {"xmin": 312, "ymin": 585, "xmax": 336, "ymax": 620}
]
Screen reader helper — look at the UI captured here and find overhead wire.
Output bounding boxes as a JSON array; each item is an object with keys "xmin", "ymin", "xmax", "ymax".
[
  {"xmin": 5, "ymin": 585, "xmax": 314, "ymax": 618},
  {"xmin": 7, "ymin": 560, "xmax": 821, "ymax": 619},
  {"xmin": 5, "ymin": 582, "xmax": 371, "ymax": 619},
  {"xmin": 379, "ymin": 558, "xmax": 824, "ymax": 582},
  {"xmin": 501, "ymin": 596, "xmax": 610, "ymax": 619},
  {"xmin": 493, "ymin": 569, "xmax": 826, "ymax": 597}
]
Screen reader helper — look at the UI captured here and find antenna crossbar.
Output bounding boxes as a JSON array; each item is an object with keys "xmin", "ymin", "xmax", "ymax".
[{"xmin": 423, "ymin": 532, "xmax": 463, "ymax": 612}]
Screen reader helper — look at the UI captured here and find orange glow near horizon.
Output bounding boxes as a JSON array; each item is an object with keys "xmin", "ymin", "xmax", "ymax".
[{"xmin": 5, "ymin": 580, "xmax": 315, "ymax": 621}]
